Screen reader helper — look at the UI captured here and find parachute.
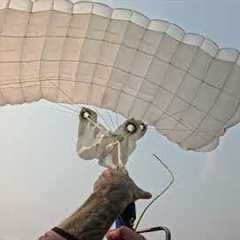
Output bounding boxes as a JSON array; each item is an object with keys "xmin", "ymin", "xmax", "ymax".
[
  {"xmin": 77, "ymin": 107, "xmax": 147, "ymax": 168},
  {"xmin": 0, "ymin": 0, "xmax": 240, "ymax": 153}
]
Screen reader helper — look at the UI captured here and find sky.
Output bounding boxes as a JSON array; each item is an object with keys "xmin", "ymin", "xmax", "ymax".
[{"xmin": 0, "ymin": 0, "xmax": 240, "ymax": 239}]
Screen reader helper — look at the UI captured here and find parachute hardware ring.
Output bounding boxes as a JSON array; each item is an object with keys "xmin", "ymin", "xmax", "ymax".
[
  {"xmin": 140, "ymin": 123, "xmax": 147, "ymax": 132},
  {"xmin": 125, "ymin": 121, "xmax": 138, "ymax": 134},
  {"xmin": 81, "ymin": 109, "xmax": 91, "ymax": 119},
  {"xmin": 137, "ymin": 226, "xmax": 171, "ymax": 240}
]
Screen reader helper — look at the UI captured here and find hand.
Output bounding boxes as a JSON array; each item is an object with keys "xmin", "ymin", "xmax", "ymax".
[
  {"xmin": 107, "ymin": 227, "xmax": 145, "ymax": 240},
  {"xmin": 93, "ymin": 168, "xmax": 152, "ymax": 202}
]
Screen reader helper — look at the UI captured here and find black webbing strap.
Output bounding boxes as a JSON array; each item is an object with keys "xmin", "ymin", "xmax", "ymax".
[{"xmin": 52, "ymin": 227, "xmax": 80, "ymax": 240}]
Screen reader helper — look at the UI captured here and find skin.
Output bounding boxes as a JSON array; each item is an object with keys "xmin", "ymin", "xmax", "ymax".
[
  {"xmin": 107, "ymin": 226, "xmax": 145, "ymax": 240},
  {"xmin": 57, "ymin": 168, "xmax": 152, "ymax": 240}
]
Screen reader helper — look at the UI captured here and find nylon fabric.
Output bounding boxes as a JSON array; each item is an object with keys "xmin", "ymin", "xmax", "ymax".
[
  {"xmin": 0, "ymin": 0, "xmax": 239, "ymax": 151},
  {"xmin": 77, "ymin": 107, "xmax": 147, "ymax": 168}
]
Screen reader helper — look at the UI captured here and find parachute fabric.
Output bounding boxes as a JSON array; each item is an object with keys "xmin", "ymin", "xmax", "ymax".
[
  {"xmin": 0, "ymin": 0, "xmax": 239, "ymax": 151},
  {"xmin": 77, "ymin": 107, "xmax": 147, "ymax": 168}
]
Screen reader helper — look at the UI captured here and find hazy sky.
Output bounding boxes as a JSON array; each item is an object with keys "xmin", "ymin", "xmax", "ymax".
[{"xmin": 0, "ymin": 0, "xmax": 240, "ymax": 240}]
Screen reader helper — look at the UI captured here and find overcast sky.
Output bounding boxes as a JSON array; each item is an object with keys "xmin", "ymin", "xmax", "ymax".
[{"xmin": 0, "ymin": 0, "xmax": 240, "ymax": 240}]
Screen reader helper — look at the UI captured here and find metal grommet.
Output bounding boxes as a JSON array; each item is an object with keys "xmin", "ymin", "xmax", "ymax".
[
  {"xmin": 139, "ymin": 123, "xmax": 147, "ymax": 132},
  {"xmin": 125, "ymin": 121, "xmax": 137, "ymax": 134},
  {"xmin": 81, "ymin": 109, "xmax": 91, "ymax": 119}
]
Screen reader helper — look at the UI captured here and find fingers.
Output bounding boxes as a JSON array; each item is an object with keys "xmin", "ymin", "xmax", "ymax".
[
  {"xmin": 107, "ymin": 227, "xmax": 145, "ymax": 240},
  {"xmin": 93, "ymin": 168, "xmax": 114, "ymax": 191},
  {"xmin": 100, "ymin": 168, "xmax": 127, "ymax": 183},
  {"xmin": 102, "ymin": 168, "xmax": 114, "ymax": 179},
  {"xmin": 94, "ymin": 168, "xmax": 152, "ymax": 201}
]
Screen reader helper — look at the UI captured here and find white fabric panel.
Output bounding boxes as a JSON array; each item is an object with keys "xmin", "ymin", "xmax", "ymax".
[
  {"xmin": 201, "ymin": 38, "xmax": 218, "ymax": 57},
  {"xmin": 101, "ymin": 87, "xmax": 119, "ymax": 111},
  {"xmin": 167, "ymin": 24, "xmax": 185, "ymax": 41},
  {"xmin": 77, "ymin": 107, "xmax": 147, "ymax": 168},
  {"xmin": 224, "ymin": 64, "xmax": 240, "ymax": 98},
  {"xmin": 0, "ymin": 0, "xmax": 239, "ymax": 152},
  {"xmin": 193, "ymin": 84, "xmax": 220, "ymax": 112},
  {"xmin": 0, "ymin": 0, "xmax": 10, "ymax": 9},
  {"xmin": 172, "ymin": 43, "xmax": 197, "ymax": 70},
  {"xmin": 183, "ymin": 33, "xmax": 204, "ymax": 46},
  {"xmin": 156, "ymin": 34, "xmax": 180, "ymax": 62},
  {"xmin": 9, "ymin": 0, "xmax": 32, "ymax": 11},
  {"xmin": 177, "ymin": 74, "xmax": 202, "ymax": 103},
  {"xmin": 21, "ymin": 62, "xmax": 41, "ymax": 102},
  {"xmin": 205, "ymin": 60, "xmax": 233, "ymax": 88},
  {"xmin": 139, "ymin": 30, "xmax": 163, "ymax": 55},
  {"xmin": 196, "ymin": 138, "xmax": 219, "ymax": 152},
  {"xmin": 217, "ymin": 48, "xmax": 239, "ymax": 62},
  {"xmin": 189, "ymin": 49, "xmax": 213, "ymax": 79},
  {"xmin": 226, "ymin": 105, "xmax": 240, "ymax": 128}
]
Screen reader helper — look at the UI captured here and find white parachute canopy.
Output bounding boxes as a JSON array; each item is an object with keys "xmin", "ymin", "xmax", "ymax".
[{"xmin": 0, "ymin": 0, "xmax": 240, "ymax": 152}]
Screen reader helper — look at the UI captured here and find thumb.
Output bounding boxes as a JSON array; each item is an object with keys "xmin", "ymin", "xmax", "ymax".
[{"xmin": 134, "ymin": 187, "xmax": 152, "ymax": 200}]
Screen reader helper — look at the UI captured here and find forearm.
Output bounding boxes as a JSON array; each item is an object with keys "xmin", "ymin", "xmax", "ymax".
[
  {"xmin": 58, "ymin": 186, "xmax": 132, "ymax": 240},
  {"xmin": 38, "ymin": 169, "xmax": 151, "ymax": 240},
  {"xmin": 39, "ymin": 178, "xmax": 132, "ymax": 240}
]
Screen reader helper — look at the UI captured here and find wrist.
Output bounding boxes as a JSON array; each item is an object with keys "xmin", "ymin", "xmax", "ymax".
[{"xmin": 57, "ymin": 184, "xmax": 133, "ymax": 240}]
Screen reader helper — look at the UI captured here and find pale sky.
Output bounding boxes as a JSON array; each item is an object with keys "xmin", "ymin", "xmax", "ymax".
[{"xmin": 0, "ymin": 0, "xmax": 240, "ymax": 240}]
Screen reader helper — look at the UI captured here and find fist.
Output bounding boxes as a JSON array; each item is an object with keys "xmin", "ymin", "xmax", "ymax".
[
  {"xmin": 93, "ymin": 168, "xmax": 152, "ymax": 202},
  {"xmin": 107, "ymin": 227, "xmax": 145, "ymax": 240}
]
